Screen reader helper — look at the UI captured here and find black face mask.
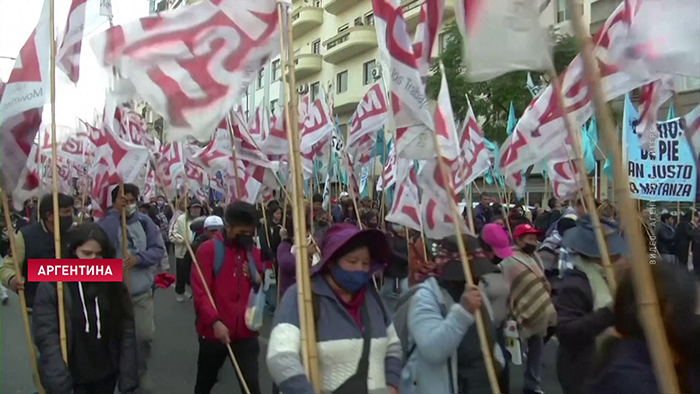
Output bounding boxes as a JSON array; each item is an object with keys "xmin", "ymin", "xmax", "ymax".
[
  {"xmin": 521, "ymin": 243, "xmax": 537, "ymax": 255},
  {"xmin": 59, "ymin": 215, "xmax": 74, "ymax": 234},
  {"xmin": 234, "ymin": 234, "xmax": 254, "ymax": 250},
  {"xmin": 492, "ymin": 256, "xmax": 503, "ymax": 265}
]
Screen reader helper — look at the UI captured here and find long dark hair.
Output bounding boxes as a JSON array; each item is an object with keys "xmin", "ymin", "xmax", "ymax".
[{"xmin": 65, "ymin": 223, "xmax": 133, "ymax": 338}]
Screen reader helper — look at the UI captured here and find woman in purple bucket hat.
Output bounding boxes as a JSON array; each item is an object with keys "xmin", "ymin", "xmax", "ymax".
[{"xmin": 266, "ymin": 223, "xmax": 403, "ymax": 394}]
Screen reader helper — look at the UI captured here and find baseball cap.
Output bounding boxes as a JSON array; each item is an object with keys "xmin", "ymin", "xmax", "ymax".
[
  {"xmin": 481, "ymin": 223, "xmax": 514, "ymax": 259},
  {"xmin": 203, "ymin": 216, "xmax": 224, "ymax": 230},
  {"xmin": 513, "ymin": 223, "xmax": 542, "ymax": 239}
]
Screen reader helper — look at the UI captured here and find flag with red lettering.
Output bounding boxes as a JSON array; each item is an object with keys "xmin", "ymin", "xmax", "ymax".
[
  {"xmin": 11, "ymin": 143, "xmax": 43, "ymax": 211},
  {"xmin": 90, "ymin": 0, "xmax": 280, "ymax": 142},
  {"xmin": 260, "ymin": 104, "xmax": 289, "ymax": 155},
  {"xmin": 225, "ymin": 159, "xmax": 261, "ymax": 204},
  {"xmin": 154, "ymin": 142, "xmax": 186, "ymax": 199},
  {"xmin": 378, "ymin": 142, "xmax": 397, "ymax": 191},
  {"xmin": 0, "ymin": 0, "xmax": 51, "ymax": 193},
  {"xmin": 143, "ymin": 164, "xmax": 157, "ymax": 201},
  {"xmin": 372, "ymin": 0, "xmax": 434, "ymax": 160},
  {"xmin": 413, "ymin": 0, "xmax": 444, "ymax": 81},
  {"xmin": 346, "ymin": 83, "xmax": 388, "ymax": 168},
  {"xmin": 231, "ymin": 108, "xmax": 280, "ymax": 188},
  {"xmin": 184, "ymin": 158, "xmax": 210, "ymax": 191},
  {"xmin": 548, "ymin": 157, "xmax": 581, "ymax": 201},
  {"xmin": 433, "ymin": 64, "xmax": 461, "ymax": 161},
  {"xmin": 193, "ymin": 123, "xmax": 234, "ymax": 171},
  {"xmin": 458, "ymin": 94, "xmax": 490, "ymax": 187},
  {"xmin": 248, "ymin": 102, "xmax": 271, "ymax": 144},
  {"xmin": 636, "ymin": 76, "xmax": 676, "ymax": 149},
  {"xmin": 498, "ymin": 1, "xmax": 658, "ymax": 196},
  {"xmin": 56, "ymin": 0, "xmax": 87, "ymax": 83},
  {"xmin": 117, "ymin": 106, "xmax": 157, "ymax": 152},
  {"xmin": 418, "ymin": 159, "xmax": 470, "ymax": 238},
  {"xmin": 385, "ymin": 163, "xmax": 422, "ymax": 231},
  {"xmin": 300, "ymin": 89, "xmax": 334, "ymax": 155},
  {"xmin": 454, "ymin": 0, "xmax": 550, "ymax": 81}
]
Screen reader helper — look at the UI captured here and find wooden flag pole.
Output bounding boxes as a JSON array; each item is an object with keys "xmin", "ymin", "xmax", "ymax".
[
  {"xmin": 277, "ymin": 3, "xmax": 321, "ymax": 391},
  {"xmin": 429, "ymin": 129, "xmax": 501, "ymax": 394},
  {"xmin": 48, "ymin": 0, "xmax": 68, "ymax": 364},
  {"xmin": 570, "ymin": 1, "xmax": 680, "ymax": 392},
  {"xmin": 547, "ymin": 68, "xmax": 616, "ymax": 293},
  {"xmin": 1, "ymin": 192, "xmax": 45, "ymax": 393},
  {"xmin": 226, "ymin": 113, "xmax": 243, "ymax": 200}
]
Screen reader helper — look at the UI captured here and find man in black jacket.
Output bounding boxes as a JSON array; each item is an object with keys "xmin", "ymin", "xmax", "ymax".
[
  {"xmin": 379, "ymin": 222, "xmax": 409, "ymax": 314},
  {"xmin": 657, "ymin": 212, "xmax": 677, "ymax": 264}
]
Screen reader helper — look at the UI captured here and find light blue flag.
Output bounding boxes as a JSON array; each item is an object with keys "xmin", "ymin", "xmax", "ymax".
[
  {"xmin": 604, "ymin": 154, "xmax": 614, "ymax": 180},
  {"xmin": 667, "ymin": 103, "xmax": 676, "ymax": 120},
  {"xmin": 583, "ymin": 117, "xmax": 598, "ymax": 174},
  {"xmin": 506, "ymin": 102, "xmax": 516, "ymax": 136},
  {"xmin": 371, "ymin": 129, "xmax": 387, "ymax": 162}
]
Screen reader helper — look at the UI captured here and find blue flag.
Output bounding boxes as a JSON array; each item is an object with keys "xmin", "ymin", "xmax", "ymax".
[
  {"xmin": 583, "ymin": 116, "xmax": 598, "ymax": 174},
  {"xmin": 667, "ymin": 103, "xmax": 676, "ymax": 120},
  {"xmin": 506, "ymin": 102, "xmax": 516, "ymax": 136}
]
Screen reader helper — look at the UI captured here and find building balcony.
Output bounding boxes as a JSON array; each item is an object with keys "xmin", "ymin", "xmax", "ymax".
[
  {"xmin": 333, "ymin": 92, "xmax": 362, "ymax": 114},
  {"xmin": 291, "ymin": 6, "xmax": 323, "ymax": 37},
  {"xmin": 285, "ymin": 53, "xmax": 323, "ymax": 81},
  {"xmin": 324, "ymin": 0, "xmax": 363, "ymax": 16},
  {"xmin": 323, "ymin": 26, "xmax": 377, "ymax": 65},
  {"xmin": 402, "ymin": 0, "xmax": 455, "ymax": 31}
]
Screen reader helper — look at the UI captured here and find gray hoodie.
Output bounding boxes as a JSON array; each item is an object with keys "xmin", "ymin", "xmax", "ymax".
[{"xmin": 98, "ymin": 209, "xmax": 166, "ymax": 296}]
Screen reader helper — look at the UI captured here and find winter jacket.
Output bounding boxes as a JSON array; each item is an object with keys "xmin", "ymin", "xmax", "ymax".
[
  {"xmin": 473, "ymin": 204, "xmax": 492, "ymax": 234},
  {"xmin": 276, "ymin": 240, "xmax": 296, "ymax": 298},
  {"xmin": 590, "ymin": 338, "xmax": 659, "ymax": 394},
  {"xmin": 404, "ymin": 277, "xmax": 505, "ymax": 394},
  {"xmin": 656, "ymin": 222, "xmax": 676, "ymax": 255},
  {"xmin": 170, "ymin": 213, "xmax": 193, "ymax": 259},
  {"xmin": 384, "ymin": 231, "xmax": 409, "ymax": 279},
  {"xmin": 554, "ymin": 266, "xmax": 615, "ymax": 394},
  {"xmin": 267, "ymin": 275, "xmax": 402, "ymax": 394},
  {"xmin": 674, "ymin": 219, "xmax": 693, "ymax": 264},
  {"xmin": 192, "ymin": 234, "xmax": 264, "ymax": 342},
  {"xmin": 98, "ymin": 210, "xmax": 166, "ymax": 297},
  {"xmin": 33, "ymin": 282, "xmax": 138, "ymax": 394}
]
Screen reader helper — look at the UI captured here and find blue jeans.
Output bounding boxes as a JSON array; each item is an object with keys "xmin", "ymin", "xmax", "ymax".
[
  {"xmin": 379, "ymin": 277, "xmax": 408, "ymax": 316},
  {"xmin": 524, "ymin": 335, "xmax": 544, "ymax": 392}
]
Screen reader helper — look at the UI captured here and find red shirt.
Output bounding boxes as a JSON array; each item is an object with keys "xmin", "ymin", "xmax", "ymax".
[{"xmin": 332, "ymin": 286, "xmax": 366, "ymax": 330}]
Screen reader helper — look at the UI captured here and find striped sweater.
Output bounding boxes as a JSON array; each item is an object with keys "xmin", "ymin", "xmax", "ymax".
[{"xmin": 266, "ymin": 275, "xmax": 402, "ymax": 394}]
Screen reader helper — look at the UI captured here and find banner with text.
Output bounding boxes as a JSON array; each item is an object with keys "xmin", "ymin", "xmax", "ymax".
[{"xmin": 625, "ymin": 96, "xmax": 697, "ymax": 201}]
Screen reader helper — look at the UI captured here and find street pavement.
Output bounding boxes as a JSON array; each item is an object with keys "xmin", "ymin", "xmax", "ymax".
[{"xmin": 2, "ymin": 285, "xmax": 563, "ymax": 394}]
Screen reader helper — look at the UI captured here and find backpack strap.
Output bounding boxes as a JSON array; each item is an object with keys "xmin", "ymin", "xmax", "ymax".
[{"xmin": 213, "ymin": 239, "xmax": 226, "ymax": 277}]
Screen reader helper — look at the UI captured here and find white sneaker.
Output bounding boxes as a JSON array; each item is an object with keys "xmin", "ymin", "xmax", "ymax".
[
  {"xmin": 176, "ymin": 295, "xmax": 186, "ymax": 302},
  {"xmin": 184, "ymin": 289, "xmax": 192, "ymax": 298}
]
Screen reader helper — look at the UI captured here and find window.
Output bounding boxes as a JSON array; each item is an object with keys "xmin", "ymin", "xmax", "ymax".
[
  {"xmin": 557, "ymin": 0, "xmax": 583, "ymax": 23},
  {"xmin": 257, "ymin": 68, "xmax": 265, "ymax": 88},
  {"xmin": 338, "ymin": 23, "xmax": 349, "ymax": 33},
  {"xmin": 336, "ymin": 71, "xmax": 348, "ymax": 94},
  {"xmin": 354, "ymin": 17, "xmax": 363, "ymax": 26},
  {"xmin": 313, "ymin": 0, "xmax": 321, "ymax": 7},
  {"xmin": 271, "ymin": 60, "xmax": 280, "ymax": 81},
  {"xmin": 312, "ymin": 39, "xmax": 321, "ymax": 54},
  {"xmin": 365, "ymin": 12, "xmax": 374, "ymax": 26},
  {"xmin": 270, "ymin": 99, "xmax": 278, "ymax": 111},
  {"xmin": 310, "ymin": 82, "xmax": 320, "ymax": 101},
  {"xmin": 363, "ymin": 60, "xmax": 376, "ymax": 85}
]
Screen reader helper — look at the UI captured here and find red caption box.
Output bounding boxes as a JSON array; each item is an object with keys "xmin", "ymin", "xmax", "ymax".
[{"xmin": 27, "ymin": 259, "xmax": 124, "ymax": 282}]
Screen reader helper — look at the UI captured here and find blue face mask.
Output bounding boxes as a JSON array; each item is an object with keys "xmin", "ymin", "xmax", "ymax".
[{"xmin": 331, "ymin": 265, "xmax": 370, "ymax": 293}]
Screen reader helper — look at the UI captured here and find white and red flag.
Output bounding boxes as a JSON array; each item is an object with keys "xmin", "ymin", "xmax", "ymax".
[
  {"xmin": 455, "ymin": 0, "xmax": 550, "ymax": 81},
  {"xmin": 0, "ymin": 0, "xmax": 51, "ymax": 193},
  {"xmin": 378, "ymin": 142, "xmax": 397, "ymax": 191},
  {"xmin": 635, "ymin": 76, "xmax": 676, "ymax": 149},
  {"xmin": 346, "ymin": 83, "xmax": 388, "ymax": 168},
  {"xmin": 56, "ymin": 0, "xmax": 88, "ymax": 83},
  {"xmin": 498, "ymin": 0, "xmax": 658, "ymax": 196},
  {"xmin": 194, "ymin": 122, "xmax": 234, "ymax": 171},
  {"xmin": 154, "ymin": 142, "xmax": 186, "ymax": 199},
  {"xmin": 385, "ymin": 163, "xmax": 422, "ymax": 231},
  {"xmin": 231, "ymin": 108, "xmax": 280, "ymax": 188},
  {"xmin": 458, "ymin": 94, "xmax": 490, "ymax": 187},
  {"xmin": 413, "ymin": 0, "xmax": 444, "ymax": 81},
  {"xmin": 372, "ymin": 0, "xmax": 434, "ymax": 160},
  {"xmin": 419, "ymin": 161, "xmax": 470, "ymax": 238},
  {"xmin": 11, "ymin": 143, "xmax": 43, "ymax": 211},
  {"xmin": 260, "ymin": 105, "xmax": 289, "ymax": 155},
  {"xmin": 90, "ymin": 0, "xmax": 280, "ymax": 142}
]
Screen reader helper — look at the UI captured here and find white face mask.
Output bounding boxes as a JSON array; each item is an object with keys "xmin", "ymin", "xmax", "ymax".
[{"xmin": 125, "ymin": 204, "xmax": 137, "ymax": 217}]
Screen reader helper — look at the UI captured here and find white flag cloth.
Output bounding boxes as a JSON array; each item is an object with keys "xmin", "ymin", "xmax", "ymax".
[
  {"xmin": 100, "ymin": 0, "xmax": 113, "ymax": 18},
  {"xmin": 91, "ymin": 0, "xmax": 280, "ymax": 142},
  {"xmin": 498, "ymin": 1, "xmax": 658, "ymax": 196},
  {"xmin": 56, "ymin": 0, "xmax": 88, "ymax": 83},
  {"xmin": 458, "ymin": 94, "xmax": 491, "ymax": 187},
  {"xmin": 385, "ymin": 163, "xmax": 422, "ymax": 231},
  {"xmin": 372, "ymin": 0, "xmax": 434, "ymax": 160},
  {"xmin": 455, "ymin": 0, "xmax": 551, "ymax": 81},
  {"xmin": 0, "ymin": 0, "xmax": 51, "ymax": 192},
  {"xmin": 615, "ymin": 0, "xmax": 700, "ymax": 80},
  {"xmin": 413, "ymin": 0, "xmax": 445, "ymax": 81},
  {"xmin": 346, "ymin": 83, "xmax": 388, "ymax": 168},
  {"xmin": 635, "ymin": 76, "xmax": 676, "ymax": 149}
]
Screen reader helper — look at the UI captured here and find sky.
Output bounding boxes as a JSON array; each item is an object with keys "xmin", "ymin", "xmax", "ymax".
[{"xmin": 0, "ymin": 0, "xmax": 150, "ymax": 132}]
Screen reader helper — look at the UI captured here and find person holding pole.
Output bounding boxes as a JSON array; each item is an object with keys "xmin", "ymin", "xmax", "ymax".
[
  {"xmin": 191, "ymin": 201, "xmax": 264, "ymax": 394},
  {"xmin": 98, "ymin": 184, "xmax": 165, "ymax": 394},
  {"xmin": 554, "ymin": 215, "xmax": 626, "ymax": 394},
  {"xmin": 1, "ymin": 193, "xmax": 74, "ymax": 309},
  {"xmin": 0, "ymin": 201, "xmax": 30, "ymax": 305},
  {"xmin": 33, "ymin": 223, "xmax": 139, "ymax": 394},
  {"xmin": 267, "ymin": 223, "xmax": 402, "ymax": 394}
]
